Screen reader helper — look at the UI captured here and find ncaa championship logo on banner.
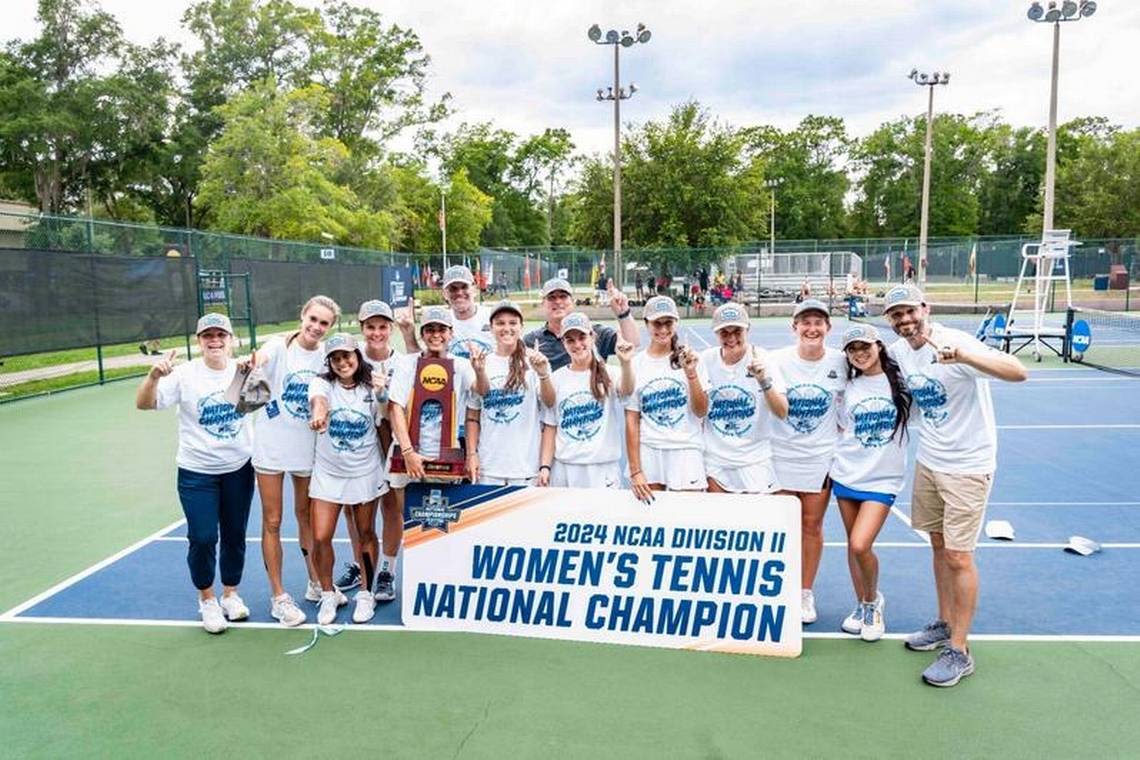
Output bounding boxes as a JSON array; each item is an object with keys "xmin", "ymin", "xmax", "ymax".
[{"xmin": 401, "ymin": 485, "xmax": 803, "ymax": 657}]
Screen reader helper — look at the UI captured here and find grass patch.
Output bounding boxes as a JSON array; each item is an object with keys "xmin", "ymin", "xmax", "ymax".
[{"xmin": 0, "ymin": 365, "xmax": 148, "ymax": 402}]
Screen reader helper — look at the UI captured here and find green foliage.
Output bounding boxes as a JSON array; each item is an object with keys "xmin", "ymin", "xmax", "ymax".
[
  {"xmin": 744, "ymin": 115, "xmax": 850, "ymax": 239},
  {"xmin": 195, "ymin": 82, "xmax": 395, "ymax": 248}
]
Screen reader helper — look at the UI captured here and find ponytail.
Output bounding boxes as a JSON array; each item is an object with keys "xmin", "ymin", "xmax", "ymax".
[
  {"xmin": 589, "ymin": 350, "xmax": 613, "ymax": 402},
  {"xmin": 668, "ymin": 332, "xmax": 683, "ymax": 370},
  {"xmin": 505, "ymin": 338, "xmax": 528, "ymax": 393}
]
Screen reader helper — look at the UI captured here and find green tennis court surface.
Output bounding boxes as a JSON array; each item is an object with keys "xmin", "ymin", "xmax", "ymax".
[{"xmin": 2, "ymin": 370, "xmax": 1139, "ymax": 758}]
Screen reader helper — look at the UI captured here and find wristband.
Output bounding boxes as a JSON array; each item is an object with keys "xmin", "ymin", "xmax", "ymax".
[
  {"xmin": 539, "ymin": 464, "xmax": 551, "ymax": 472},
  {"xmin": 401, "ymin": 446, "xmax": 416, "ymax": 456},
  {"xmin": 629, "ymin": 470, "xmax": 642, "ymax": 478},
  {"xmin": 616, "ymin": 308, "xmax": 631, "ymax": 319},
  {"xmin": 758, "ymin": 377, "xmax": 774, "ymax": 392},
  {"xmin": 537, "ymin": 373, "xmax": 551, "ymax": 381}
]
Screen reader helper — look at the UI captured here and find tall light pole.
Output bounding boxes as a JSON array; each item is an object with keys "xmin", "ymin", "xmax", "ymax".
[
  {"xmin": 588, "ymin": 22, "xmax": 651, "ymax": 289},
  {"xmin": 908, "ymin": 68, "xmax": 950, "ymax": 284},
  {"xmin": 761, "ymin": 177, "xmax": 782, "ymax": 304},
  {"xmin": 1028, "ymin": 0, "xmax": 1097, "ymax": 234}
]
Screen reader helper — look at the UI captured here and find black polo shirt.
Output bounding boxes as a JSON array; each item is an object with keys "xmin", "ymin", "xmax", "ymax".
[{"xmin": 524, "ymin": 322, "xmax": 619, "ymax": 372}]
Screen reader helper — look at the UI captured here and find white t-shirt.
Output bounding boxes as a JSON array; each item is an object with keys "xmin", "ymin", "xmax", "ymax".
[
  {"xmin": 308, "ymin": 377, "xmax": 383, "ymax": 477},
  {"xmin": 252, "ymin": 336, "xmax": 323, "ymax": 471},
  {"xmin": 770, "ymin": 346, "xmax": 846, "ymax": 464},
  {"xmin": 626, "ymin": 351, "xmax": 710, "ymax": 451},
  {"xmin": 389, "ymin": 353, "xmax": 476, "ymax": 460},
  {"xmin": 362, "ymin": 347, "xmax": 405, "ymax": 409},
  {"xmin": 830, "ymin": 372, "xmax": 908, "ymax": 495},
  {"xmin": 155, "ymin": 358, "xmax": 254, "ymax": 475},
  {"xmin": 701, "ymin": 345, "xmax": 787, "ymax": 468},
  {"xmin": 543, "ymin": 365, "xmax": 626, "ymax": 465},
  {"xmin": 888, "ymin": 325, "xmax": 998, "ymax": 474},
  {"xmin": 448, "ymin": 304, "xmax": 493, "ymax": 359},
  {"xmin": 468, "ymin": 353, "xmax": 544, "ymax": 479}
]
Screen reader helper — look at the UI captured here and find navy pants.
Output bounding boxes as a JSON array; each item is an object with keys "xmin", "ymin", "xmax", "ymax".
[{"xmin": 176, "ymin": 461, "xmax": 255, "ymax": 590}]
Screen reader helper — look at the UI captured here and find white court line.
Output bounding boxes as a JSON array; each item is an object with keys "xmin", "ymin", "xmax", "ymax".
[
  {"xmin": 0, "ymin": 518, "xmax": 186, "ymax": 621},
  {"xmin": 893, "ymin": 500, "xmax": 1140, "ymax": 507},
  {"xmin": 685, "ymin": 325, "xmax": 711, "ymax": 349},
  {"xmin": 997, "ymin": 424, "xmax": 1140, "ymax": 430},
  {"xmin": 155, "ymin": 536, "xmax": 350, "ymax": 543},
  {"xmin": 889, "ymin": 505, "xmax": 930, "ymax": 545},
  {"xmin": 821, "ymin": 541, "xmax": 1140, "ymax": 549},
  {"xmin": 4, "ymin": 615, "xmax": 1138, "ymax": 643}
]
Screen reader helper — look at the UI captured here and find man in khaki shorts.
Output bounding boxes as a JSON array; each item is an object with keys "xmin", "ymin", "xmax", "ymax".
[{"xmin": 883, "ymin": 285, "xmax": 1027, "ymax": 687}]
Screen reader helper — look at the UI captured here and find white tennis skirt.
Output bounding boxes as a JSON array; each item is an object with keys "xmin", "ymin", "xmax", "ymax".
[
  {"xmin": 550, "ymin": 460, "xmax": 622, "ymax": 489},
  {"xmin": 640, "ymin": 447, "xmax": 706, "ymax": 491},
  {"xmin": 771, "ymin": 457, "xmax": 831, "ymax": 493},
  {"xmin": 309, "ymin": 466, "xmax": 387, "ymax": 505},
  {"xmin": 706, "ymin": 460, "xmax": 779, "ymax": 494}
]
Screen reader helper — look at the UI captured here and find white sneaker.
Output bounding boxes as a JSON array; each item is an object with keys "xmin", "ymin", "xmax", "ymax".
[
  {"xmin": 304, "ymin": 580, "xmax": 322, "ymax": 603},
  {"xmin": 861, "ymin": 602, "xmax": 885, "ymax": 642},
  {"xmin": 199, "ymin": 598, "xmax": 227, "ymax": 634},
  {"xmin": 840, "ymin": 603, "xmax": 862, "ymax": 634},
  {"xmin": 875, "ymin": 590, "xmax": 885, "ymax": 613},
  {"xmin": 317, "ymin": 589, "xmax": 348, "ymax": 625},
  {"xmin": 352, "ymin": 590, "xmax": 376, "ymax": 623},
  {"xmin": 219, "ymin": 593, "xmax": 250, "ymax": 621},
  {"xmin": 271, "ymin": 593, "xmax": 306, "ymax": 627},
  {"xmin": 801, "ymin": 589, "xmax": 817, "ymax": 624}
]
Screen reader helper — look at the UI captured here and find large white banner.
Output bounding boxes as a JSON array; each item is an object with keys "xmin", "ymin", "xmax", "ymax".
[{"xmin": 401, "ymin": 485, "xmax": 802, "ymax": 657}]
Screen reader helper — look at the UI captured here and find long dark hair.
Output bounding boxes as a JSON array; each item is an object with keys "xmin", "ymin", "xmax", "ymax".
[
  {"xmin": 589, "ymin": 348, "xmax": 613, "ymax": 401},
  {"xmin": 320, "ymin": 348, "xmax": 373, "ymax": 389},
  {"xmin": 505, "ymin": 338, "xmax": 528, "ymax": 393},
  {"xmin": 848, "ymin": 340, "xmax": 911, "ymax": 442}
]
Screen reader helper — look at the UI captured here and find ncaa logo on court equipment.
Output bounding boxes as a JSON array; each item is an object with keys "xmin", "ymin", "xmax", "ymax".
[
  {"xmin": 419, "ymin": 363, "xmax": 449, "ymax": 391},
  {"xmin": 410, "ymin": 489, "xmax": 460, "ymax": 533}
]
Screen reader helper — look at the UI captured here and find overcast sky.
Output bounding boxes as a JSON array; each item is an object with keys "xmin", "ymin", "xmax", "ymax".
[{"xmin": 9, "ymin": 0, "xmax": 1139, "ymax": 157}]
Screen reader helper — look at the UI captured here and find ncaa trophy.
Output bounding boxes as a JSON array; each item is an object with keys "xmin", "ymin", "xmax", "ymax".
[{"xmin": 389, "ymin": 354, "xmax": 466, "ymax": 480}]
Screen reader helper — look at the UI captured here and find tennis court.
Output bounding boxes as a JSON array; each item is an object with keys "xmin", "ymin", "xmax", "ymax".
[{"xmin": 2, "ymin": 318, "xmax": 1138, "ymax": 758}]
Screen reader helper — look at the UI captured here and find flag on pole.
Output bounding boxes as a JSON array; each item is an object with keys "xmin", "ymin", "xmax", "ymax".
[
  {"xmin": 884, "ymin": 256, "xmax": 891, "ymax": 281},
  {"xmin": 968, "ymin": 243, "xmax": 978, "ymax": 277},
  {"xmin": 523, "ymin": 257, "xmax": 532, "ymax": 290}
]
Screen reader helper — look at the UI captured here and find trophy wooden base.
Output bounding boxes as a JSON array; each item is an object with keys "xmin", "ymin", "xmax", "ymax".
[{"xmin": 389, "ymin": 447, "xmax": 467, "ymax": 481}]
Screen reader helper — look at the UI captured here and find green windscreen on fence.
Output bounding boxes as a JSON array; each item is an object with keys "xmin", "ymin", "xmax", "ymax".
[
  {"xmin": 0, "ymin": 248, "xmax": 199, "ymax": 357},
  {"xmin": 229, "ymin": 258, "xmax": 386, "ymax": 326}
]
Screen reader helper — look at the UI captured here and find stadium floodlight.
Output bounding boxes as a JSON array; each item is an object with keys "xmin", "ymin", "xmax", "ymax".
[
  {"xmin": 1027, "ymin": 0, "xmax": 1095, "ymax": 234},
  {"xmin": 908, "ymin": 69, "xmax": 950, "ymax": 284},
  {"xmin": 587, "ymin": 22, "xmax": 652, "ymax": 289}
]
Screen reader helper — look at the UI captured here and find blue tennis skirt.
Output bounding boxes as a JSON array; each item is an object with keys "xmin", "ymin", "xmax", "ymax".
[{"xmin": 831, "ymin": 479, "xmax": 897, "ymax": 506}]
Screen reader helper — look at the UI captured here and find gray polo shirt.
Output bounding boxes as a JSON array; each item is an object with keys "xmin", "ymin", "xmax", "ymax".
[{"xmin": 524, "ymin": 322, "xmax": 619, "ymax": 372}]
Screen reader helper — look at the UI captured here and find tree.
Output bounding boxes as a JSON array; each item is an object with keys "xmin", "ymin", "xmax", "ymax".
[
  {"xmin": 308, "ymin": 0, "xmax": 450, "ymax": 160},
  {"xmin": 975, "ymin": 119, "xmax": 1044, "ymax": 235},
  {"xmin": 743, "ymin": 115, "xmax": 850, "ymax": 240},
  {"xmin": 0, "ymin": 0, "xmax": 175, "ymax": 214},
  {"xmin": 849, "ymin": 112, "xmax": 988, "ymax": 238},
  {"xmin": 567, "ymin": 101, "xmax": 766, "ymax": 273},
  {"xmin": 195, "ymin": 82, "xmax": 394, "ymax": 249},
  {"xmin": 512, "ymin": 127, "xmax": 577, "ymax": 244}
]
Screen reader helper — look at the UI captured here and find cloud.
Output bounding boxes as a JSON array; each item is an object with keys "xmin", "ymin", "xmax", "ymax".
[{"xmin": 7, "ymin": 0, "xmax": 1138, "ymax": 157}]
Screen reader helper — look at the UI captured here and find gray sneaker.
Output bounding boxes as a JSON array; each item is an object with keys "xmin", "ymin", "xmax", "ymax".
[
  {"xmin": 373, "ymin": 571, "xmax": 396, "ymax": 602},
  {"xmin": 904, "ymin": 619, "xmax": 951, "ymax": 651},
  {"xmin": 922, "ymin": 646, "xmax": 975, "ymax": 687}
]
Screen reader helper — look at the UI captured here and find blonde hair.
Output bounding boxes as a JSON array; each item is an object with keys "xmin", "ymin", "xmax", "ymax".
[{"xmin": 288, "ymin": 295, "xmax": 341, "ymax": 346}]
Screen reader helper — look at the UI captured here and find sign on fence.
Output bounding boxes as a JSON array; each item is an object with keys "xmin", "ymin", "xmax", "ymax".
[{"xmin": 401, "ymin": 485, "xmax": 802, "ymax": 657}]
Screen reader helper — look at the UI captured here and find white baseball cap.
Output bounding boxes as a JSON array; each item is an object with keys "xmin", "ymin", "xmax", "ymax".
[
  {"xmin": 711, "ymin": 303, "xmax": 750, "ymax": 332},
  {"xmin": 792, "ymin": 299, "xmax": 830, "ymax": 320},
  {"xmin": 559, "ymin": 312, "xmax": 592, "ymax": 338},
  {"xmin": 541, "ymin": 278, "xmax": 573, "ymax": 298},
  {"xmin": 323, "ymin": 332, "xmax": 359, "ymax": 357},
  {"xmin": 196, "ymin": 313, "xmax": 233, "ymax": 335},
  {"xmin": 442, "ymin": 265, "xmax": 474, "ymax": 289},
  {"xmin": 357, "ymin": 299, "xmax": 394, "ymax": 323},
  {"xmin": 883, "ymin": 284, "xmax": 925, "ymax": 314},
  {"xmin": 421, "ymin": 305, "xmax": 454, "ymax": 329},
  {"xmin": 841, "ymin": 323, "xmax": 881, "ymax": 348},
  {"xmin": 643, "ymin": 295, "xmax": 680, "ymax": 322}
]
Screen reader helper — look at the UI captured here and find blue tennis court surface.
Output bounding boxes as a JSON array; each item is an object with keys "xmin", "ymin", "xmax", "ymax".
[{"xmin": 4, "ymin": 318, "xmax": 1139, "ymax": 641}]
